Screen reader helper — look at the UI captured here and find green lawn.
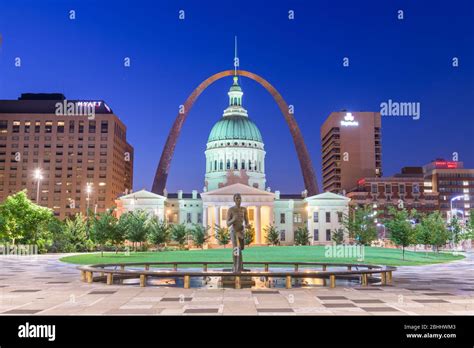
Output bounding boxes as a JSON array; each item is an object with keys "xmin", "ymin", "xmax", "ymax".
[{"xmin": 60, "ymin": 246, "xmax": 464, "ymax": 267}]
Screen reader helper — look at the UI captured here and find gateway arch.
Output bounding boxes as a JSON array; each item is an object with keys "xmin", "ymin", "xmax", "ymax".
[{"xmin": 151, "ymin": 70, "xmax": 319, "ymax": 196}]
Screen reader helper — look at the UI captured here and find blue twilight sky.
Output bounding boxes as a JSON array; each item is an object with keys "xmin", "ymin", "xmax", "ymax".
[{"xmin": 0, "ymin": 0, "xmax": 473, "ymax": 193}]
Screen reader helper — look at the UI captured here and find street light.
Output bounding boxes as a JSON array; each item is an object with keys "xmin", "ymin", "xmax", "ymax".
[
  {"xmin": 86, "ymin": 183, "xmax": 92, "ymax": 238},
  {"xmin": 450, "ymin": 195, "xmax": 464, "ymax": 222},
  {"xmin": 34, "ymin": 168, "xmax": 43, "ymax": 204}
]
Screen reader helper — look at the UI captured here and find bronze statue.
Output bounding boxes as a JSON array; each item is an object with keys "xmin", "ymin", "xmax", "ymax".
[{"xmin": 226, "ymin": 193, "xmax": 249, "ymax": 272}]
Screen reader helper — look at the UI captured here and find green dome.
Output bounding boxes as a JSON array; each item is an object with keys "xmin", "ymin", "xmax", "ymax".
[{"xmin": 208, "ymin": 116, "xmax": 263, "ymax": 143}]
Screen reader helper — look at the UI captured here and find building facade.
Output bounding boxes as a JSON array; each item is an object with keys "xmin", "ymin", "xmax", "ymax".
[
  {"xmin": 0, "ymin": 93, "xmax": 134, "ymax": 219},
  {"xmin": 423, "ymin": 159, "xmax": 473, "ymax": 219},
  {"xmin": 346, "ymin": 166, "xmax": 439, "ymax": 218},
  {"xmin": 116, "ymin": 76, "xmax": 349, "ymax": 246},
  {"xmin": 321, "ymin": 111, "xmax": 382, "ymax": 194}
]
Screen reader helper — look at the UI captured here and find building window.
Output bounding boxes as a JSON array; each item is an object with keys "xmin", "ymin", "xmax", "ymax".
[
  {"xmin": 280, "ymin": 230, "xmax": 286, "ymax": 241},
  {"xmin": 13, "ymin": 121, "xmax": 20, "ymax": 133},
  {"xmin": 214, "ymin": 160, "xmax": 217, "ymax": 171},
  {"xmin": 248, "ymin": 209, "xmax": 254, "ymax": 220},
  {"xmin": 0, "ymin": 120, "xmax": 7, "ymax": 133},
  {"xmin": 313, "ymin": 211, "xmax": 319, "ymax": 223},
  {"xmin": 326, "ymin": 212, "xmax": 331, "ymax": 223},
  {"xmin": 89, "ymin": 121, "xmax": 96, "ymax": 133},
  {"xmin": 197, "ymin": 213, "xmax": 202, "ymax": 224},
  {"xmin": 57, "ymin": 121, "xmax": 65, "ymax": 133},
  {"xmin": 233, "ymin": 160, "xmax": 238, "ymax": 170},
  {"xmin": 45, "ymin": 121, "xmax": 53, "ymax": 133},
  {"xmin": 337, "ymin": 212, "xmax": 343, "ymax": 223},
  {"xmin": 326, "ymin": 229, "xmax": 331, "ymax": 241},
  {"xmin": 101, "ymin": 121, "xmax": 108, "ymax": 133},
  {"xmin": 226, "ymin": 160, "xmax": 230, "ymax": 170},
  {"xmin": 371, "ymin": 184, "xmax": 378, "ymax": 193},
  {"xmin": 413, "ymin": 183, "xmax": 420, "ymax": 194},
  {"xmin": 241, "ymin": 161, "xmax": 245, "ymax": 170},
  {"xmin": 293, "ymin": 213, "xmax": 302, "ymax": 223},
  {"xmin": 69, "ymin": 121, "xmax": 75, "ymax": 133},
  {"xmin": 280, "ymin": 213, "xmax": 286, "ymax": 224},
  {"xmin": 78, "ymin": 121, "xmax": 84, "ymax": 133},
  {"xmin": 385, "ymin": 184, "xmax": 391, "ymax": 194},
  {"xmin": 219, "ymin": 161, "xmax": 223, "ymax": 170},
  {"xmin": 399, "ymin": 184, "xmax": 406, "ymax": 194},
  {"xmin": 186, "ymin": 213, "xmax": 192, "ymax": 223},
  {"xmin": 314, "ymin": 229, "xmax": 319, "ymax": 241},
  {"xmin": 35, "ymin": 121, "xmax": 41, "ymax": 133}
]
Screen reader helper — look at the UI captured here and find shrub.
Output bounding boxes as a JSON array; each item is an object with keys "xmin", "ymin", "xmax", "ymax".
[
  {"xmin": 215, "ymin": 225, "xmax": 230, "ymax": 247},
  {"xmin": 264, "ymin": 225, "xmax": 280, "ymax": 246},
  {"xmin": 190, "ymin": 224, "xmax": 209, "ymax": 249},
  {"xmin": 294, "ymin": 226, "xmax": 310, "ymax": 246},
  {"xmin": 147, "ymin": 219, "xmax": 171, "ymax": 249},
  {"xmin": 171, "ymin": 223, "xmax": 189, "ymax": 249},
  {"xmin": 244, "ymin": 223, "xmax": 255, "ymax": 246}
]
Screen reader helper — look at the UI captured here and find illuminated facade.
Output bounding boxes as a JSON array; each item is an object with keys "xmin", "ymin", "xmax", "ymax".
[
  {"xmin": 0, "ymin": 93, "xmax": 134, "ymax": 219},
  {"xmin": 321, "ymin": 111, "xmax": 382, "ymax": 194}
]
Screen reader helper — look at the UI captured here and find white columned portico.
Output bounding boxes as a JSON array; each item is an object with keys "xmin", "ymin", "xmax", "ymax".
[
  {"xmin": 200, "ymin": 183, "xmax": 275, "ymax": 246},
  {"xmin": 255, "ymin": 206, "xmax": 261, "ymax": 244}
]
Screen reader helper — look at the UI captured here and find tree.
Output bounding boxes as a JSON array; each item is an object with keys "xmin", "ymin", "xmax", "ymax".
[
  {"xmin": 414, "ymin": 215, "xmax": 432, "ymax": 254},
  {"xmin": 342, "ymin": 206, "xmax": 377, "ymax": 245},
  {"xmin": 0, "ymin": 190, "xmax": 54, "ymax": 251},
  {"xmin": 466, "ymin": 210, "xmax": 474, "ymax": 240},
  {"xmin": 383, "ymin": 207, "xmax": 415, "ymax": 260},
  {"xmin": 63, "ymin": 213, "xmax": 92, "ymax": 252},
  {"xmin": 294, "ymin": 226, "xmax": 310, "ymax": 246},
  {"xmin": 147, "ymin": 219, "xmax": 171, "ymax": 249},
  {"xmin": 332, "ymin": 227, "xmax": 345, "ymax": 245},
  {"xmin": 189, "ymin": 224, "xmax": 209, "ymax": 249},
  {"xmin": 47, "ymin": 218, "xmax": 67, "ymax": 253},
  {"xmin": 171, "ymin": 223, "xmax": 189, "ymax": 249},
  {"xmin": 244, "ymin": 223, "xmax": 255, "ymax": 246},
  {"xmin": 215, "ymin": 225, "xmax": 230, "ymax": 247},
  {"xmin": 91, "ymin": 210, "xmax": 118, "ymax": 256},
  {"xmin": 448, "ymin": 216, "xmax": 463, "ymax": 247},
  {"xmin": 425, "ymin": 211, "xmax": 450, "ymax": 253},
  {"xmin": 120, "ymin": 210, "xmax": 150, "ymax": 251},
  {"xmin": 264, "ymin": 225, "xmax": 280, "ymax": 246}
]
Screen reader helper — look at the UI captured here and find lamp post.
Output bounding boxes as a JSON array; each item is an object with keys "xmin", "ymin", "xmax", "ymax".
[
  {"xmin": 450, "ymin": 195, "xmax": 464, "ymax": 222},
  {"xmin": 34, "ymin": 168, "xmax": 42, "ymax": 204},
  {"xmin": 86, "ymin": 183, "xmax": 92, "ymax": 238}
]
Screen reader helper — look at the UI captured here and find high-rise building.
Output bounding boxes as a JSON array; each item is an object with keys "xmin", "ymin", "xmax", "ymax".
[
  {"xmin": 423, "ymin": 159, "xmax": 473, "ymax": 219},
  {"xmin": 0, "ymin": 93, "xmax": 133, "ymax": 219},
  {"xmin": 321, "ymin": 111, "xmax": 382, "ymax": 194}
]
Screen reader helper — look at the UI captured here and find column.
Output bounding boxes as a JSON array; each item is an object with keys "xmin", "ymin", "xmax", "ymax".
[
  {"xmin": 202, "ymin": 205, "xmax": 208, "ymax": 227},
  {"xmin": 268, "ymin": 205, "xmax": 274, "ymax": 226},
  {"xmin": 255, "ymin": 206, "xmax": 261, "ymax": 244},
  {"xmin": 214, "ymin": 205, "xmax": 220, "ymax": 228}
]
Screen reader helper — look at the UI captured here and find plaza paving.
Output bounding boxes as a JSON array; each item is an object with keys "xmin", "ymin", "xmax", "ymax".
[{"xmin": 0, "ymin": 253, "xmax": 473, "ymax": 315}]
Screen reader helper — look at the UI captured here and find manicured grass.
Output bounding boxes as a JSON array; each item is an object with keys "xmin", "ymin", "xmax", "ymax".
[{"xmin": 60, "ymin": 245, "xmax": 464, "ymax": 267}]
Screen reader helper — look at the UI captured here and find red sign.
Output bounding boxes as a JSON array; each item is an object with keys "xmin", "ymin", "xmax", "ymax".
[
  {"xmin": 357, "ymin": 178, "xmax": 366, "ymax": 186},
  {"xmin": 435, "ymin": 161, "xmax": 459, "ymax": 169}
]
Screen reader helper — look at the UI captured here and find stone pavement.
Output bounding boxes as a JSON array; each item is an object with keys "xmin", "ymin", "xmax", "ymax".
[{"xmin": 0, "ymin": 253, "xmax": 473, "ymax": 315}]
